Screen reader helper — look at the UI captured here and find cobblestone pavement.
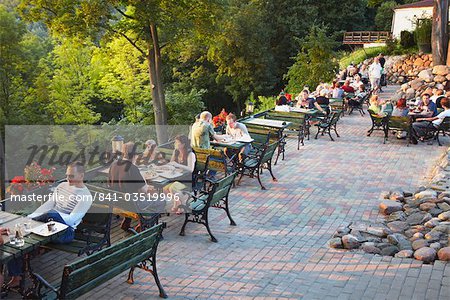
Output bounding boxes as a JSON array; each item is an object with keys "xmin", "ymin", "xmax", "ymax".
[{"xmin": 29, "ymin": 86, "xmax": 450, "ymax": 299}]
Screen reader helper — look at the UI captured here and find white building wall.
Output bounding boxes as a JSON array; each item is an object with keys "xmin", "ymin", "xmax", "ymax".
[{"xmin": 392, "ymin": 7, "xmax": 433, "ymax": 38}]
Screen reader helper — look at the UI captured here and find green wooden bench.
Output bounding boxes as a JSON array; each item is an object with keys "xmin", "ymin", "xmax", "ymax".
[
  {"xmin": 179, "ymin": 172, "xmax": 237, "ymax": 242},
  {"xmin": 46, "ymin": 203, "xmax": 113, "ymax": 256},
  {"xmin": 384, "ymin": 115, "xmax": 410, "ymax": 144},
  {"xmin": 265, "ymin": 111, "xmax": 309, "ymax": 150},
  {"xmin": 246, "ymin": 125, "xmax": 285, "ymax": 165},
  {"xmin": 30, "ymin": 224, "xmax": 167, "ymax": 299},
  {"xmin": 237, "ymin": 141, "xmax": 278, "ymax": 190},
  {"xmin": 192, "ymin": 147, "xmax": 234, "ymax": 191},
  {"xmin": 85, "ymin": 184, "xmax": 162, "ymax": 233}
]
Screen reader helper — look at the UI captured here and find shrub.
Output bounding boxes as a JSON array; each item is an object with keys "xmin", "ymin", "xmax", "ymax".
[
  {"xmin": 414, "ymin": 18, "xmax": 432, "ymax": 53},
  {"xmin": 400, "ymin": 30, "xmax": 415, "ymax": 48}
]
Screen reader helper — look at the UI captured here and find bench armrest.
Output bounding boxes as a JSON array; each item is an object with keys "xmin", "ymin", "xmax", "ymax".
[{"xmin": 32, "ymin": 272, "xmax": 59, "ymax": 296}]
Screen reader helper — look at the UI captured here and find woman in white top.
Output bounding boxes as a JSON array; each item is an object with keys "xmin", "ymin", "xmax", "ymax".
[{"xmin": 369, "ymin": 57, "xmax": 382, "ymax": 94}]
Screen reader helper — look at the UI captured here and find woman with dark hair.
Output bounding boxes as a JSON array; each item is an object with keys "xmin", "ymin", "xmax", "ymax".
[{"xmin": 169, "ymin": 135, "xmax": 195, "ymax": 172}]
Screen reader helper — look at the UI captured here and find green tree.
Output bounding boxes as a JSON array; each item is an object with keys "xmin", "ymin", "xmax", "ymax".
[
  {"xmin": 285, "ymin": 26, "xmax": 338, "ymax": 94},
  {"xmin": 375, "ymin": 1, "xmax": 398, "ymax": 30},
  {"xmin": 207, "ymin": 0, "xmax": 277, "ymax": 112},
  {"xmin": 19, "ymin": 0, "xmax": 221, "ymax": 143},
  {"xmin": 32, "ymin": 38, "xmax": 101, "ymax": 124}
]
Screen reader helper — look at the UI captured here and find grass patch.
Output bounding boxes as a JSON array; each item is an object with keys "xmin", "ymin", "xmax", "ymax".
[{"xmin": 338, "ymin": 46, "xmax": 386, "ymax": 69}]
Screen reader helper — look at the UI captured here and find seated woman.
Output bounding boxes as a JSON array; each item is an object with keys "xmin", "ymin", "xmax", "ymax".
[
  {"xmin": 412, "ymin": 97, "xmax": 450, "ymax": 143},
  {"xmin": 368, "ymin": 95, "xmax": 382, "ymax": 115},
  {"xmin": 163, "ymin": 135, "xmax": 196, "ymax": 213},
  {"xmin": 139, "ymin": 139, "xmax": 164, "ymax": 165},
  {"xmin": 348, "ymin": 85, "xmax": 367, "ymax": 107},
  {"xmin": 392, "ymin": 98, "xmax": 409, "ymax": 117}
]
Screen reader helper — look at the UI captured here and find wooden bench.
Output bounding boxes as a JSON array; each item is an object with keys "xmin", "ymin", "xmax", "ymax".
[
  {"xmin": 384, "ymin": 115, "xmax": 410, "ymax": 144},
  {"xmin": 314, "ymin": 112, "xmax": 341, "ymax": 141},
  {"xmin": 237, "ymin": 141, "xmax": 278, "ymax": 190},
  {"xmin": 265, "ymin": 111, "xmax": 309, "ymax": 150},
  {"xmin": 246, "ymin": 125, "xmax": 285, "ymax": 165},
  {"xmin": 47, "ymin": 203, "xmax": 113, "ymax": 256},
  {"xmin": 30, "ymin": 224, "xmax": 167, "ymax": 299},
  {"xmin": 85, "ymin": 184, "xmax": 162, "ymax": 233},
  {"xmin": 179, "ymin": 172, "xmax": 237, "ymax": 242}
]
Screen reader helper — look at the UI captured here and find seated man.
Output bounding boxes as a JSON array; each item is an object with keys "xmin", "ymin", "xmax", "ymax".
[
  {"xmin": 417, "ymin": 93, "xmax": 438, "ymax": 117},
  {"xmin": 28, "ymin": 161, "xmax": 93, "ymax": 241},
  {"xmin": 412, "ymin": 97, "xmax": 450, "ymax": 143},
  {"xmin": 225, "ymin": 113, "xmax": 252, "ymax": 161},
  {"xmin": 7, "ymin": 162, "xmax": 92, "ymax": 289},
  {"xmin": 191, "ymin": 111, "xmax": 223, "ymax": 149},
  {"xmin": 276, "ymin": 92, "xmax": 288, "ymax": 105},
  {"xmin": 341, "ymin": 79, "xmax": 355, "ymax": 93}
]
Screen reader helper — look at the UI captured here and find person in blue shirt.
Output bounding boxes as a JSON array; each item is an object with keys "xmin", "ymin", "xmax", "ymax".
[{"xmin": 418, "ymin": 93, "xmax": 438, "ymax": 117}]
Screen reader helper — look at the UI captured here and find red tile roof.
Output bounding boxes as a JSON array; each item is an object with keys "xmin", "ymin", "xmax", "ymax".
[{"xmin": 395, "ymin": 0, "xmax": 433, "ymax": 10}]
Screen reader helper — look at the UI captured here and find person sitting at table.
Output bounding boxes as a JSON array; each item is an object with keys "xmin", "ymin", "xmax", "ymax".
[
  {"xmin": 392, "ymin": 98, "xmax": 409, "ymax": 117},
  {"xmin": 412, "ymin": 97, "xmax": 450, "ymax": 143},
  {"xmin": 109, "ymin": 142, "xmax": 153, "ymax": 231},
  {"xmin": 225, "ymin": 113, "xmax": 252, "ymax": 161},
  {"xmin": 417, "ymin": 93, "xmax": 438, "ymax": 117},
  {"xmin": 341, "ymin": 79, "xmax": 355, "ymax": 93},
  {"xmin": 368, "ymin": 95, "xmax": 382, "ymax": 115},
  {"xmin": 164, "ymin": 135, "xmax": 196, "ymax": 213},
  {"xmin": 140, "ymin": 139, "xmax": 163, "ymax": 164},
  {"xmin": 276, "ymin": 92, "xmax": 288, "ymax": 105},
  {"xmin": 191, "ymin": 111, "xmax": 223, "ymax": 149},
  {"xmin": 332, "ymin": 82, "xmax": 344, "ymax": 99},
  {"xmin": 347, "ymin": 85, "xmax": 367, "ymax": 108},
  {"xmin": 315, "ymin": 89, "xmax": 329, "ymax": 105},
  {"xmin": 351, "ymin": 74, "xmax": 364, "ymax": 91},
  {"xmin": 7, "ymin": 162, "xmax": 93, "ymax": 289},
  {"xmin": 431, "ymin": 89, "xmax": 445, "ymax": 108}
]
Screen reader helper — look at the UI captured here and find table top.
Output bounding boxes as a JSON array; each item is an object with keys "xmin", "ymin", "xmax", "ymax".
[
  {"xmin": 0, "ymin": 211, "xmax": 65, "ymax": 264},
  {"xmin": 97, "ymin": 162, "xmax": 190, "ymax": 187},
  {"xmin": 243, "ymin": 118, "xmax": 292, "ymax": 129},
  {"xmin": 289, "ymin": 107, "xmax": 320, "ymax": 115}
]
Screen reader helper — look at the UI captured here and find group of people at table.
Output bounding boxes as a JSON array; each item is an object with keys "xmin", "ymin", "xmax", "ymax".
[
  {"xmin": 0, "ymin": 111, "xmax": 253, "ymax": 295},
  {"xmin": 368, "ymin": 87, "xmax": 450, "ymax": 143}
]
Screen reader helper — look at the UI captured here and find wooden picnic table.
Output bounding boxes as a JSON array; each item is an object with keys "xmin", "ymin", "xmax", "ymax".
[
  {"xmin": 96, "ymin": 162, "xmax": 190, "ymax": 191},
  {"xmin": 242, "ymin": 118, "xmax": 292, "ymax": 129},
  {"xmin": 0, "ymin": 211, "xmax": 66, "ymax": 264}
]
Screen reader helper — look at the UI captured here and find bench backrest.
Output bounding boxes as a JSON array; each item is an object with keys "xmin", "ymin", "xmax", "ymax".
[
  {"xmin": 208, "ymin": 172, "xmax": 236, "ymax": 206},
  {"xmin": 59, "ymin": 224, "xmax": 163, "ymax": 299},
  {"xmin": 74, "ymin": 203, "xmax": 112, "ymax": 243},
  {"xmin": 266, "ymin": 112, "xmax": 307, "ymax": 131},
  {"xmin": 260, "ymin": 141, "xmax": 279, "ymax": 165},
  {"xmin": 192, "ymin": 147, "xmax": 227, "ymax": 173},
  {"xmin": 438, "ymin": 116, "xmax": 450, "ymax": 131},
  {"xmin": 388, "ymin": 115, "xmax": 409, "ymax": 130}
]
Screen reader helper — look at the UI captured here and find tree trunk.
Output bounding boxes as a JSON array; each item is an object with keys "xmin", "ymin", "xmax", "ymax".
[
  {"xmin": 432, "ymin": 0, "xmax": 449, "ymax": 65},
  {"xmin": 146, "ymin": 24, "xmax": 168, "ymax": 144}
]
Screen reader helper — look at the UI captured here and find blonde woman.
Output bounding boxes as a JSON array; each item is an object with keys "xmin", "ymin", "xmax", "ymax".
[{"xmin": 368, "ymin": 95, "xmax": 381, "ymax": 115}]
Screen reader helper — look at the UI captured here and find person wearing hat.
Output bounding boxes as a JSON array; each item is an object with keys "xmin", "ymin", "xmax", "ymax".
[
  {"xmin": 141, "ymin": 139, "xmax": 162, "ymax": 164},
  {"xmin": 277, "ymin": 92, "xmax": 288, "ymax": 105}
]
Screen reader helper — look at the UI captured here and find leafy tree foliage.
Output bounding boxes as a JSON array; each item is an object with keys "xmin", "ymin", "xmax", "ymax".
[
  {"xmin": 285, "ymin": 26, "xmax": 339, "ymax": 94},
  {"xmin": 375, "ymin": 1, "xmax": 398, "ymax": 31}
]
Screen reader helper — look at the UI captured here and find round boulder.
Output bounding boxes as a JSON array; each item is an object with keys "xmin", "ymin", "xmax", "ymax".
[
  {"xmin": 418, "ymin": 69, "xmax": 433, "ymax": 82},
  {"xmin": 414, "ymin": 247, "xmax": 437, "ymax": 263},
  {"xmin": 379, "ymin": 201, "xmax": 403, "ymax": 215},
  {"xmin": 437, "ymin": 247, "xmax": 450, "ymax": 261},
  {"xmin": 395, "ymin": 250, "xmax": 414, "ymax": 258},
  {"xmin": 412, "ymin": 239, "xmax": 428, "ymax": 250},
  {"xmin": 432, "ymin": 65, "xmax": 449, "ymax": 76},
  {"xmin": 342, "ymin": 234, "xmax": 360, "ymax": 250},
  {"xmin": 438, "ymin": 211, "xmax": 450, "ymax": 221},
  {"xmin": 328, "ymin": 238, "xmax": 343, "ymax": 249}
]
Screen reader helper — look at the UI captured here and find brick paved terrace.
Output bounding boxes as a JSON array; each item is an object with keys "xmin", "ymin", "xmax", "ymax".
[{"xmin": 27, "ymin": 86, "xmax": 450, "ymax": 300}]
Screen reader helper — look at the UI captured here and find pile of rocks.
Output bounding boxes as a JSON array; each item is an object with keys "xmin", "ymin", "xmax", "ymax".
[
  {"xmin": 328, "ymin": 148, "xmax": 450, "ymax": 263},
  {"xmin": 392, "ymin": 65, "xmax": 450, "ymax": 102},
  {"xmin": 329, "ymin": 190, "xmax": 450, "ymax": 263},
  {"xmin": 387, "ymin": 53, "xmax": 433, "ymax": 84}
]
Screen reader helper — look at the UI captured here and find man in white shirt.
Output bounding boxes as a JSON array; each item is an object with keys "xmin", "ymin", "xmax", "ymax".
[
  {"xmin": 225, "ymin": 113, "xmax": 252, "ymax": 161},
  {"xmin": 7, "ymin": 162, "xmax": 92, "ymax": 289},
  {"xmin": 369, "ymin": 57, "xmax": 382, "ymax": 94},
  {"xmin": 412, "ymin": 97, "xmax": 450, "ymax": 143},
  {"xmin": 29, "ymin": 161, "xmax": 93, "ymax": 242}
]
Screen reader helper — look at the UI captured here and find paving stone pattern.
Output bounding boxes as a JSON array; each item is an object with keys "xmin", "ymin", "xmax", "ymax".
[{"xmin": 29, "ymin": 86, "xmax": 450, "ymax": 300}]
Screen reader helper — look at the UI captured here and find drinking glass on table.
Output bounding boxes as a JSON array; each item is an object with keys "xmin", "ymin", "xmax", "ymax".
[
  {"xmin": 15, "ymin": 224, "xmax": 24, "ymax": 247},
  {"xmin": 8, "ymin": 228, "xmax": 15, "ymax": 245}
]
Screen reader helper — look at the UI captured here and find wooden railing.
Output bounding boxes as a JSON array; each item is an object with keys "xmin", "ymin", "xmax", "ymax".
[{"xmin": 343, "ymin": 31, "xmax": 391, "ymax": 45}]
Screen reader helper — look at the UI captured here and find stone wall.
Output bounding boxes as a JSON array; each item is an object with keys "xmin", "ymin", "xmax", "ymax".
[{"xmin": 387, "ymin": 53, "xmax": 433, "ymax": 84}]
